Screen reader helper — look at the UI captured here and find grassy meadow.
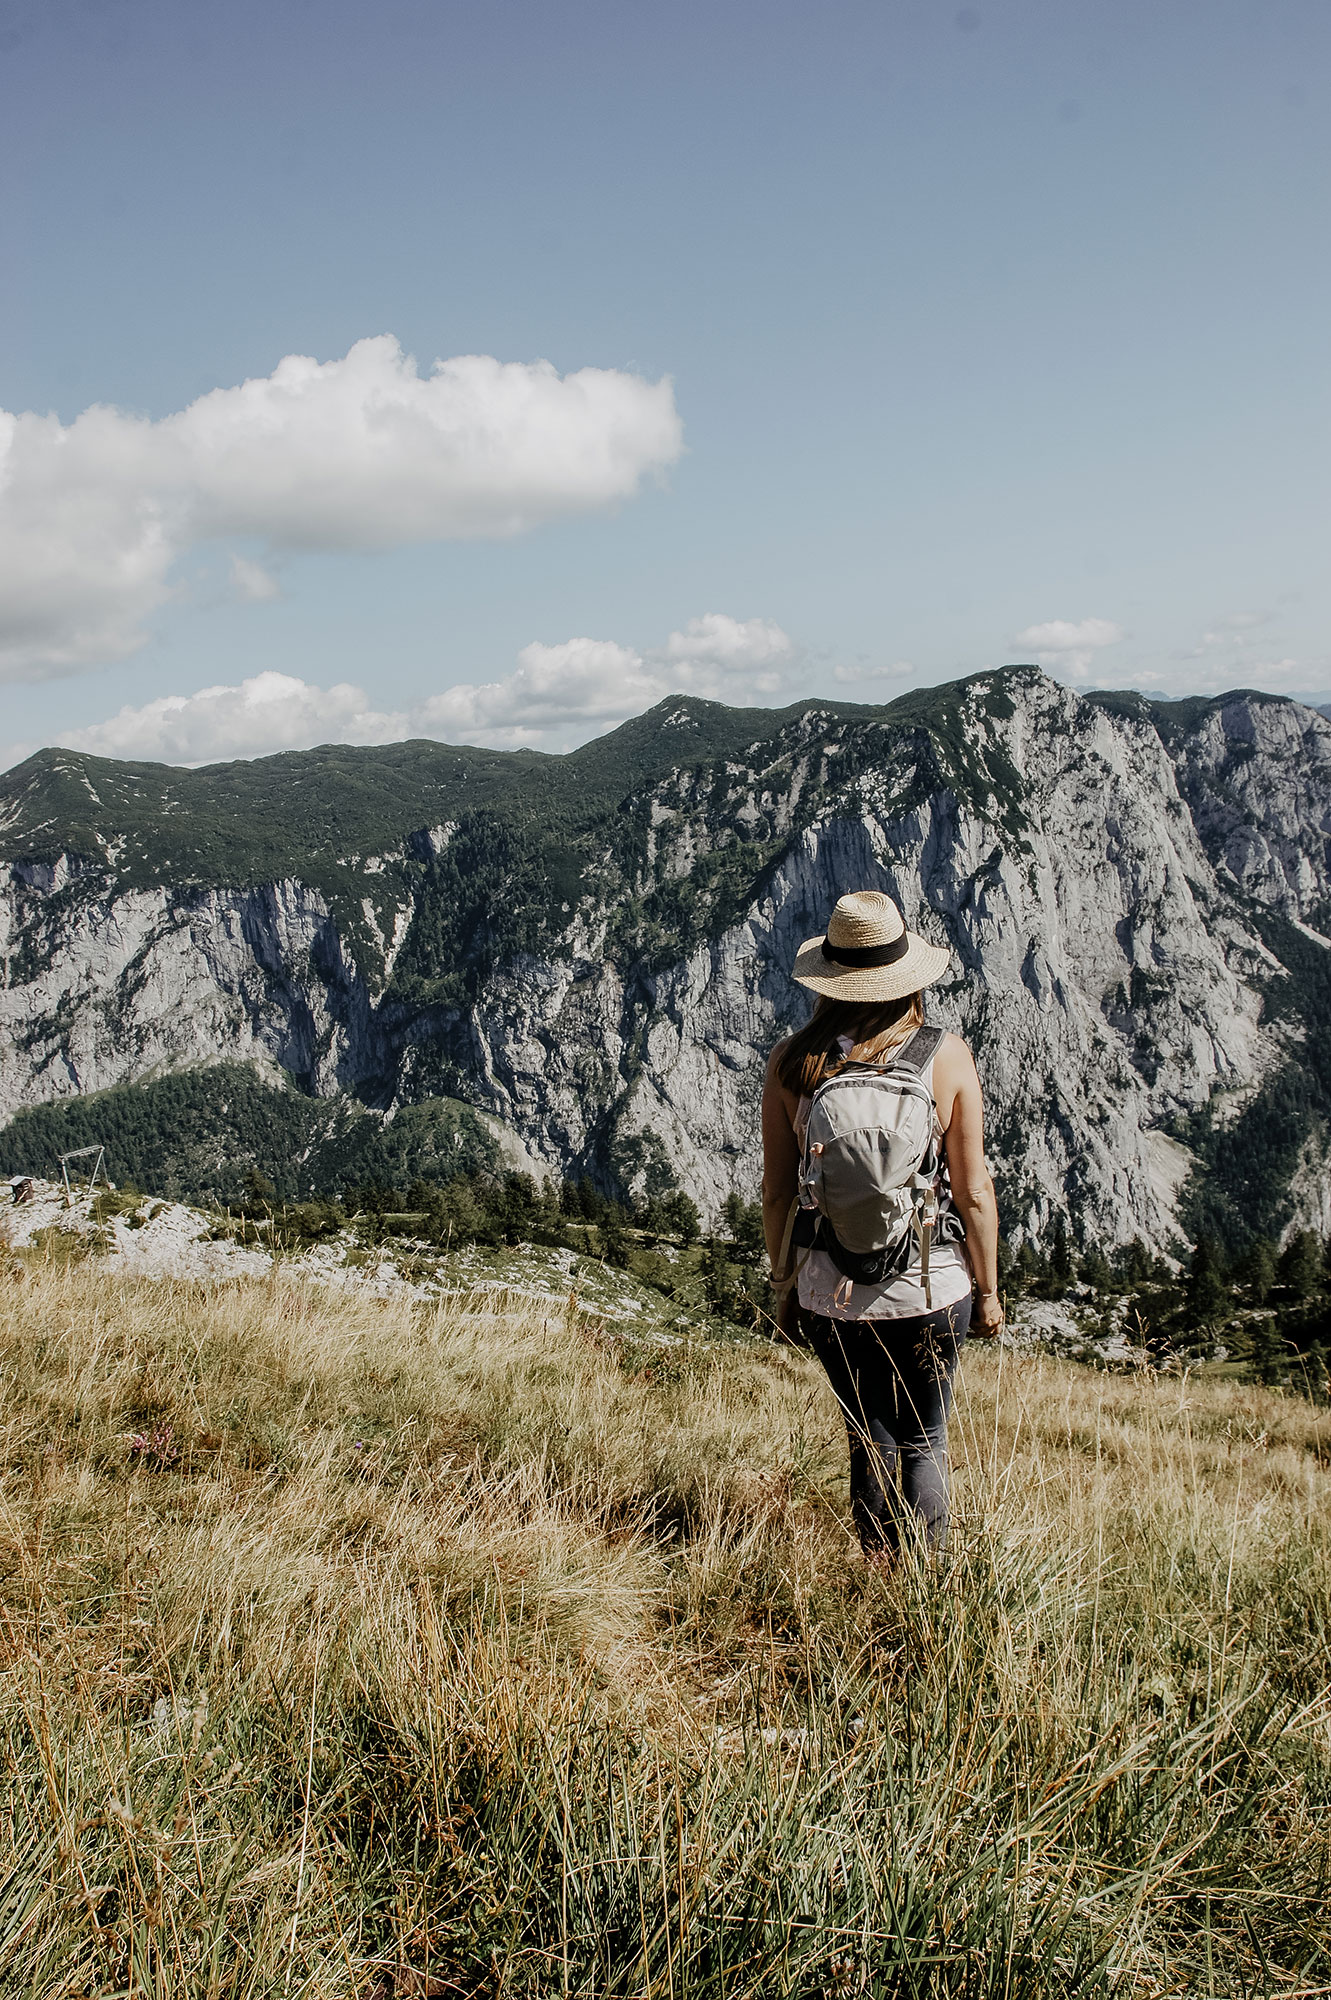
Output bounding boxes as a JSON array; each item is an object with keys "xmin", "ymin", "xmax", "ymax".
[{"xmin": 0, "ymin": 1264, "xmax": 1328, "ymax": 1997}]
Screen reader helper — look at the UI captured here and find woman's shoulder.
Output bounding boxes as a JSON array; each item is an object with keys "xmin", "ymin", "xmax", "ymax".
[
  {"xmin": 764, "ymin": 1037, "xmax": 800, "ymax": 1106},
  {"xmin": 932, "ymin": 1029, "xmax": 974, "ymax": 1057},
  {"xmin": 930, "ymin": 1032, "xmax": 979, "ymax": 1111},
  {"xmin": 930, "ymin": 1030, "xmax": 975, "ymax": 1069},
  {"xmin": 930, "ymin": 1028, "xmax": 970, "ymax": 1056}
]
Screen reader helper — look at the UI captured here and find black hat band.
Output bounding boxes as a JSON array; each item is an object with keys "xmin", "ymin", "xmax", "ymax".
[{"xmin": 821, "ymin": 932, "xmax": 910, "ymax": 967}]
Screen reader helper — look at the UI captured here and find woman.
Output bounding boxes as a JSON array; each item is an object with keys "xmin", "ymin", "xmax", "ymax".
[{"xmin": 762, "ymin": 889, "xmax": 1003, "ymax": 1558}]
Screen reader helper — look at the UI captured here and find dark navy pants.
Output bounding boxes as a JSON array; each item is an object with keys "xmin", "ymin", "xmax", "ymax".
[{"xmin": 806, "ymin": 1296, "xmax": 970, "ymax": 1555}]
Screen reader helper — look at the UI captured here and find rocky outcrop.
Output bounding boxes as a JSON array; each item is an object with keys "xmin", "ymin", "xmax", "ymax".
[
  {"xmin": 452, "ymin": 677, "xmax": 1292, "ymax": 1242},
  {"xmin": 3, "ymin": 668, "xmax": 1329, "ymax": 1245},
  {"xmin": 1166, "ymin": 694, "xmax": 1331, "ymax": 917},
  {"xmin": 0, "ymin": 872, "xmax": 378, "ymax": 1104}
]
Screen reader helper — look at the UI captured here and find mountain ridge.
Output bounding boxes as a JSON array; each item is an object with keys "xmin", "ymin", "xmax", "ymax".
[
  {"xmin": 5, "ymin": 668, "xmax": 1297, "ymax": 889},
  {"xmin": 0, "ymin": 691, "xmax": 881, "ymax": 889},
  {"xmin": 4, "ymin": 666, "xmax": 1331, "ymax": 1251}
]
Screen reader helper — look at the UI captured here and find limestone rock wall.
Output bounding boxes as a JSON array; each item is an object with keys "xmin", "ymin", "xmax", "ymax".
[{"xmin": 3, "ymin": 670, "xmax": 1329, "ymax": 1244}]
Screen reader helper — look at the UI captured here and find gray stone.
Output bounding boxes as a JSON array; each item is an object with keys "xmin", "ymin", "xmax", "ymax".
[{"xmin": 3, "ymin": 669, "xmax": 1329, "ymax": 1245}]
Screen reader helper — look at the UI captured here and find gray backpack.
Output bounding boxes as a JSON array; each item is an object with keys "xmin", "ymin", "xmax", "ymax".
[{"xmin": 778, "ymin": 1025, "xmax": 946, "ymax": 1305}]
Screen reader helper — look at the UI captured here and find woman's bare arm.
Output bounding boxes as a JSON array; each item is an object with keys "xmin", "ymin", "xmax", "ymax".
[
  {"xmin": 761, "ymin": 1044, "xmax": 802, "ymax": 1271},
  {"xmin": 934, "ymin": 1034, "xmax": 1004, "ymax": 1335}
]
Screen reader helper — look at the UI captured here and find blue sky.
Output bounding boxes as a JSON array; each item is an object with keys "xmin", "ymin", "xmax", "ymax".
[{"xmin": 0, "ymin": 0, "xmax": 1327, "ymax": 765}]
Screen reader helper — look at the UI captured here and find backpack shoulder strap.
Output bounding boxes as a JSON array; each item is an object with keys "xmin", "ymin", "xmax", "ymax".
[{"xmin": 889, "ymin": 1024, "xmax": 944, "ymax": 1076}]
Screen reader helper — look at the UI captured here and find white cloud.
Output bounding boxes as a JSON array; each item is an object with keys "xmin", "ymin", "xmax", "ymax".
[
  {"xmin": 1012, "ymin": 617, "xmax": 1125, "ymax": 679},
  {"xmin": 664, "ymin": 613, "xmax": 791, "ymax": 670},
  {"xmin": 7, "ymin": 610, "xmax": 797, "ymax": 766},
  {"xmin": 417, "ymin": 613, "xmax": 796, "ymax": 747},
  {"xmin": 229, "ymin": 555, "xmax": 280, "ymax": 603},
  {"xmin": 417, "ymin": 637, "xmax": 662, "ymax": 745},
  {"xmin": 12, "ymin": 619, "xmax": 1330, "ymax": 776},
  {"xmin": 1014, "ymin": 609, "xmax": 1329, "ymax": 701},
  {"xmin": 46, "ymin": 671, "xmax": 409, "ymax": 766},
  {"xmin": 0, "ymin": 336, "xmax": 683, "ymax": 681}
]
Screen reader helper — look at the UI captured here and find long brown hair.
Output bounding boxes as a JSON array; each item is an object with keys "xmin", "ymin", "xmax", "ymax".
[{"xmin": 776, "ymin": 992, "xmax": 926, "ymax": 1097}]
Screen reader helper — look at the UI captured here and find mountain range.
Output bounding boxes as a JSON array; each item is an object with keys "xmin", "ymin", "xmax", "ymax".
[{"xmin": 3, "ymin": 664, "xmax": 1330, "ymax": 1252}]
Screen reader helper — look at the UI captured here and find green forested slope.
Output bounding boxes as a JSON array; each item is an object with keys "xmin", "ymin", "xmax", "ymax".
[
  {"xmin": 0, "ymin": 695, "xmax": 853, "ymax": 889},
  {"xmin": 0, "ymin": 680, "xmax": 1040, "ymax": 888},
  {"xmin": 0, "ymin": 738, "xmax": 546, "ymax": 887},
  {"xmin": 0, "ymin": 1067, "xmax": 502, "ymax": 1205}
]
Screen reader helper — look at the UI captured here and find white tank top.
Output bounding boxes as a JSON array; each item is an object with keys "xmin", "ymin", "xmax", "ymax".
[{"xmin": 795, "ymin": 1036, "xmax": 973, "ymax": 1321}]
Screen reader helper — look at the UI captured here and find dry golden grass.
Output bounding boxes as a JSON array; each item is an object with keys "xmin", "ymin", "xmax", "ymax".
[{"xmin": 0, "ymin": 1264, "xmax": 1328, "ymax": 1996}]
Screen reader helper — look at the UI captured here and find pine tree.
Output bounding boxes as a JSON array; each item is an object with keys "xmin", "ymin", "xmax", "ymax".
[
  {"xmin": 577, "ymin": 1178, "xmax": 607, "ymax": 1225},
  {"xmin": 1016, "ymin": 1240, "xmax": 1048, "ymax": 1295},
  {"xmin": 240, "ymin": 1166, "xmax": 276, "ymax": 1214},
  {"xmin": 721, "ymin": 1195, "xmax": 765, "ymax": 1264},
  {"xmin": 1240, "ymin": 1238, "xmax": 1277, "ymax": 1305},
  {"xmin": 701, "ymin": 1237, "xmax": 743, "ymax": 1321},
  {"xmin": 496, "ymin": 1172, "xmax": 538, "ymax": 1244},
  {"xmin": 1080, "ymin": 1246, "xmax": 1113, "ymax": 1292},
  {"xmin": 1249, "ymin": 1314, "xmax": 1286, "ymax": 1387},
  {"xmin": 599, "ymin": 1209, "xmax": 631, "ymax": 1269},
  {"xmin": 1186, "ymin": 1237, "xmax": 1230, "ymax": 1324},
  {"xmin": 1049, "ymin": 1217, "xmax": 1075, "ymax": 1293},
  {"xmin": 665, "ymin": 1190, "xmax": 700, "ymax": 1245},
  {"xmin": 1278, "ymin": 1230, "xmax": 1324, "ymax": 1300},
  {"xmin": 1117, "ymin": 1238, "xmax": 1152, "ymax": 1287}
]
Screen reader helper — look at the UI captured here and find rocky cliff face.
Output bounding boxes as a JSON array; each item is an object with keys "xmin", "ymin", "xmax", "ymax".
[{"xmin": 3, "ymin": 667, "xmax": 1329, "ymax": 1246}]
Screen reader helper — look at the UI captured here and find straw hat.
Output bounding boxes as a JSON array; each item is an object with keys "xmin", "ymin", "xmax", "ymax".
[{"xmin": 791, "ymin": 889, "xmax": 950, "ymax": 1002}]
